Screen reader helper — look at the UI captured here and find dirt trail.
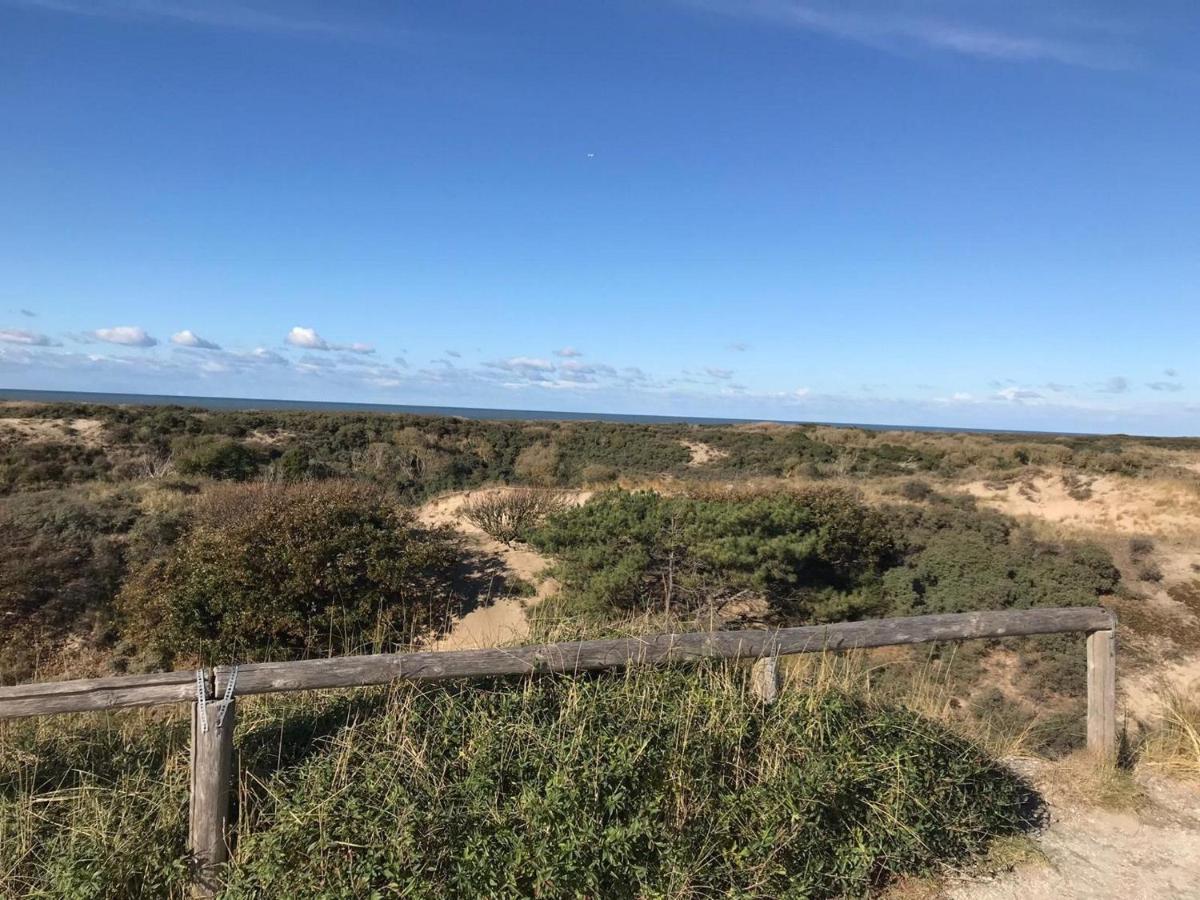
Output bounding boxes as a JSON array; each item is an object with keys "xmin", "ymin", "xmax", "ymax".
[
  {"xmin": 417, "ymin": 488, "xmax": 590, "ymax": 651},
  {"xmin": 951, "ymin": 472, "xmax": 1200, "ymax": 897},
  {"xmin": 949, "ymin": 763, "xmax": 1200, "ymax": 900}
]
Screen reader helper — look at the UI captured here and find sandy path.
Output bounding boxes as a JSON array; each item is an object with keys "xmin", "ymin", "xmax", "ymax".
[
  {"xmin": 949, "ymin": 764, "xmax": 1200, "ymax": 900},
  {"xmin": 417, "ymin": 488, "xmax": 590, "ymax": 651}
]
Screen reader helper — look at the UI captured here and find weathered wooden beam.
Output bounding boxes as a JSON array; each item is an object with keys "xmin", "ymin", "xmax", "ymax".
[
  {"xmin": 0, "ymin": 669, "xmax": 201, "ymax": 720},
  {"xmin": 216, "ymin": 607, "xmax": 1116, "ymax": 699},
  {"xmin": 189, "ymin": 697, "xmax": 236, "ymax": 898},
  {"xmin": 1086, "ymin": 628, "xmax": 1117, "ymax": 760},
  {"xmin": 0, "ymin": 607, "xmax": 1116, "ymax": 719}
]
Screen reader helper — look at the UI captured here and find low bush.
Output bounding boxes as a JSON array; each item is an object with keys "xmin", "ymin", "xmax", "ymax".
[
  {"xmin": 460, "ymin": 488, "xmax": 569, "ymax": 545},
  {"xmin": 117, "ymin": 481, "xmax": 460, "ymax": 664},
  {"xmin": 172, "ymin": 437, "xmax": 263, "ymax": 481},
  {"xmin": 0, "ymin": 667, "xmax": 1034, "ymax": 898},
  {"xmin": 530, "ymin": 488, "xmax": 898, "ymax": 621},
  {"xmin": 0, "ymin": 486, "xmax": 142, "ymax": 681}
]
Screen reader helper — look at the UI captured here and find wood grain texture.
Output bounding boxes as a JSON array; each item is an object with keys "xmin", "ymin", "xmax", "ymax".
[
  {"xmin": 0, "ymin": 607, "xmax": 1116, "ymax": 718},
  {"xmin": 750, "ymin": 657, "xmax": 780, "ymax": 704},
  {"xmin": 1086, "ymin": 628, "xmax": 1118, "ymax": 759},
  {"xmin": 216, "ymin": 607, "xmax": 1116, "ymax": 698},
  {"xmin": 189, "ymin": 699, "xmax": 235, "ymax": 899},
  {"xmin": 0, "ymin": 670, "xmax": 203, "ymax": 720}
]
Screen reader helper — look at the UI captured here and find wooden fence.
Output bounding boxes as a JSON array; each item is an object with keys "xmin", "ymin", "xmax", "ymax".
[{"xmin": 0, "ymin": 606, "xmax": 1117, "ymax": 897}]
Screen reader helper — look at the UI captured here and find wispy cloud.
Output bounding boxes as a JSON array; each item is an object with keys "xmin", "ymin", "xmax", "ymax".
[
  {"xmin": 1096, "ymin": 375, "xmax": 1129, "ymax": 394},
  {"xmin": 1147, "ymin": 381, "xmax": 1184, "ymax": 393},
  {"xmin": 684, "ymin": 0, "xmax": 1129, "ymax": 69},
  {"xmin": 996, "ymin": 386, "xmax": 1043, "ymax": 402},
  {"xmin": 0, "ymin": 328, "xmax": 58, "ymax": 347},
  {"xmin": 5, "ymin": 0, "xmax": 396, "ymax": 43},
  {"xmin": 94, "ymin": 325, "xmax": 157, "ymax": 347},
  {"xmin": 555, "ymin": 347, "xmax": 583, "ymax": 358},
  {"xmin": 19, "ymin": 308, "xmax": 37, "ymax": 318}
]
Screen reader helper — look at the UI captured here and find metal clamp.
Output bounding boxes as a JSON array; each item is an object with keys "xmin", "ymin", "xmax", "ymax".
[
  {"xmin": 195, "ymin": 669, "xmax": 209, "ymax": 734},
  {"xmin": 215, "ymin": 666, "xmax": 238, "ymax": 730}
]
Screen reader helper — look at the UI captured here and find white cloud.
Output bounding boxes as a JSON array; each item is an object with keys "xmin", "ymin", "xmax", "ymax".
[
  {"xmin": 286, "ymin": 326, "xmax": 328, "ymax": 350},
  {"xmin": 171, "ymin": 329, "xmax": 221, "ymax": 350},
  {"xmin": 0, "ymin": 328, "xmax": 58, "ymax": 346},
  {"xmin": 285, "ymin": 326, "xmax": 374, "ymax": 354},
  {"xmin": 704, "ymin": 366, "xmax": 734, "ymax": 380},
  {"xmin": 555, "ymin": 347, "xmax": 583, "ymax": 358},
  {"xmin": 1097, "ymin": 376, "xmax": 1129, "ymax": 394},
  {"xmin": 951, "ymin": 392, "xmax": 972, "ymax": 402},
  {"xmin": 94, "ymin": 325, "xmax": 157, "ymax": 347}
]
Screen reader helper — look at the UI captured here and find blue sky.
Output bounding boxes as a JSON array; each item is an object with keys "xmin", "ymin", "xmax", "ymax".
[{"xmin": 1, "ymin": 0, "xmax": 1197, "ymax": 434}]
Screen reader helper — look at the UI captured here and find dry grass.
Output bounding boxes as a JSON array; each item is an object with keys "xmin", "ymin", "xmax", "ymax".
[{"xmin": 1136, "ymin": 687, "xmax": 1200, "ymax": 781}]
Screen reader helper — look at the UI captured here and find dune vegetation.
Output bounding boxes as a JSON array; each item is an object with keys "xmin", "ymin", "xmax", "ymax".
[{"xmin": 3, "ymin": 402, "xmax": 1199, "ymax": 896}]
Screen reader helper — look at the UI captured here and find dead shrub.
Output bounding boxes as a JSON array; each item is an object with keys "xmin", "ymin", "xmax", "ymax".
[{"xmin": 461, "ymin": 488, "xmax": 569, "ymax": 545}]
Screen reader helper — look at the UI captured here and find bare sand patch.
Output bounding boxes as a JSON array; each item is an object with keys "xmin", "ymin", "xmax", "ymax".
[
  {"xmin": 417, "ymin": 487, "xmax": 591, "ymax": 651},
  {"xmin": 949, "ymin": 761, "xmax": 1200, "ymax": 900},
  {"xmin": 679, "ymin": 440, "xmax": 729, "ymax": 467},
  {"xmin": 0, "ymin": 417, "xmax": 104, "ymax": 445},
  {"xmin": 964, "ymin": 472, "xmax": 1200, "ymax": 540}
]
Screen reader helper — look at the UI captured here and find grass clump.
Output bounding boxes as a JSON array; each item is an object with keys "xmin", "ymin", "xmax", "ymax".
[
  {"xmin": 1, "ymin": 668, "xmax": 1032, "ymax": 899},
  {"xmin": 460, "ymin": 487, "xmax": 569, "ymax": 545}
]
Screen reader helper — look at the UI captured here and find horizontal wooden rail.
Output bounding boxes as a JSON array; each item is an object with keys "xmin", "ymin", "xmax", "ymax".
[
  {"xmin": 0, "ymin": 605, "xmax": 1117, "ymax": 898},
  {"xmin": 1, "ymin": 607, "xmax": 1114, "ymax": 720},
  {"xmin": 0, "ymin": 669, "xmax": 205, "ymax": 719}
]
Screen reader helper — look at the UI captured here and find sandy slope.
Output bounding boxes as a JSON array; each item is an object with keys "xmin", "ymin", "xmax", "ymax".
[{"xmin": 417, "ymin": 488, "xmax": 590, "ymax": 651}]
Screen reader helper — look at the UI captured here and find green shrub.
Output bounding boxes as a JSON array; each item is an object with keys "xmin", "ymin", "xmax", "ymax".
[
  {"xmin": 117, "ymin": 481, "xmax": 459, "ymax": 664},
  {"xmin": 172, "ymin": 437, "xmax": 263, "ymax": 481},
  {"xmin": 223, "ymin": 668, "xmax": 1029, "ymax": 898},
  {"xmin": 0, "ymin": 487, "xmax": 141, "ymax": 681},
  {"xmin": 0, "ymin": 668, "xmax": 1031, "ymax": 899},
  {"xmin": 530, "ymin": 488, "xmax": 898, "ymax": 620}
]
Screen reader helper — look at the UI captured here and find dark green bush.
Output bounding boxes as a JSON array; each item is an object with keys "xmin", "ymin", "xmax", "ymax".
[
  {"xmin": 117, "ymin": 481, "xmax": 460, "ymax": 664},
  {"xmin": 172, "ymin": 437, "xmax": 263, "ymax": 481},
  {"xmin": 530, "ymin": 488, "xmax": 898, "ymax": 620}
]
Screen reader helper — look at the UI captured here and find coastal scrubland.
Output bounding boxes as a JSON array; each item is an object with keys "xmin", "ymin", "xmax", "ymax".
[{"xmin": 2, "ymin": 402, "xmax": 1199, "ymax": 896}]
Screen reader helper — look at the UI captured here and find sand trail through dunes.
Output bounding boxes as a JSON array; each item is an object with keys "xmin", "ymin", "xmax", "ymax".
[{"xmin": 417, "ymin": 488, "xmax": 590, "ymax": 651}]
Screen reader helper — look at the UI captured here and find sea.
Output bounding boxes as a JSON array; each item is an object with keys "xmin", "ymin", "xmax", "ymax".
[{"xmin": 0, "ymin": 387, "xmax": 1085, "ymax": 437}]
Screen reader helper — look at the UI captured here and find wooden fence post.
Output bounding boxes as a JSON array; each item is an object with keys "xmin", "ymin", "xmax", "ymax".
[
  {"xmin": 1086, "ymin": 628, "xmax": 1116, "ymax": 760},
  {"xmin": 750, "ymin": 657, "xmax": 780, "ymax": 704},
  {"xmin": 189, "ymin": 695, "xmax": 236, "ymax": 898}
]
